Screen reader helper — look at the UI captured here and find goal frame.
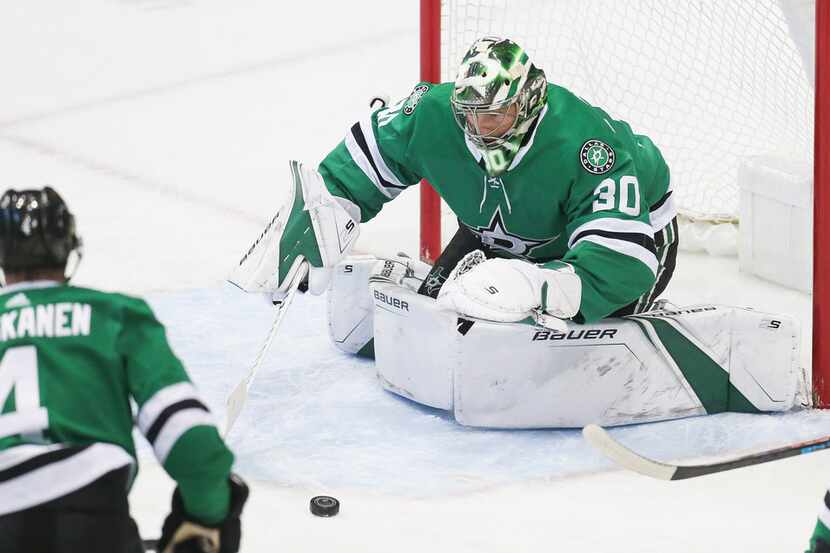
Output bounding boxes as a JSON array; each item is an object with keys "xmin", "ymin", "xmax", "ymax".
[
  {"xmin": 419, "ymin": 0, "xmax": 830, "ymax": 407},
  {"xmin": 814, "ymin": 0, "xmax": 829, "ymax": 407}
]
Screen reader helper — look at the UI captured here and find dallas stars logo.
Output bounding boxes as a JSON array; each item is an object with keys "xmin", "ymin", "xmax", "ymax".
[
  {"xmin": 403, "ymin": 84, "xmax": 429, "ymax": 115},
  {"xmin": 580, "ymin": 139, "xmax": 615, "ymax": 174},
  {"xmin": 467, "ymin": 207, "xmax": 558, "ymax": 256}
]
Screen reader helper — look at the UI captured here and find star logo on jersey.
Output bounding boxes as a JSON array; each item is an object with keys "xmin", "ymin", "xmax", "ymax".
[
  {"xmin": 580, "ymin": 139, "xmax": 615, "ymax": 174},
  {"xmin": 422, "ymin": 267, "xmax": 448, "ymax": 297},
  {"xmin": 467, "ymin": 207, "xmax": 559, "ymax": 257}
]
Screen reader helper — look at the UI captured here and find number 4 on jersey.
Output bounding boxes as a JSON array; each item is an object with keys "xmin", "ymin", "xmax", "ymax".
[{"xmin": 0, "ymin": 346, "xmax": 48, "ymax": 440}]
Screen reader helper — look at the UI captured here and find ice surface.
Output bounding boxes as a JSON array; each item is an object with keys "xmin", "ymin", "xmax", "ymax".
[
  {"xmin": 144, "ymin": 284, "xmax": 830, "ymax": 499},
  {"xmin": 2, "ymin": 1, "xmax": 830, "ymax": 551}
]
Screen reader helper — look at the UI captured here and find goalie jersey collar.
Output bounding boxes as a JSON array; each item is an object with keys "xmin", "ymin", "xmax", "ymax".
[
  {"xmin": 464, "ymin": 105, "xmax": 549, "ymax": 175},
  {"xmin": 1, "ymin": 280, "xmax": 61, "ymax": 295}
]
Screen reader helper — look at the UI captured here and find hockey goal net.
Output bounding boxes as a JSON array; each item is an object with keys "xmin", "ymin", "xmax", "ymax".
[{"xmin": 420, "ymin": 0, "xmax": 830, "ymax": 405}]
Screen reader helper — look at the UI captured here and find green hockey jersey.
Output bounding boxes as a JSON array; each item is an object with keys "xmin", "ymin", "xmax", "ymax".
[
  {"xmin": 320, "ymin": 82, "xmax": 676, "ymax": 322},
  {"xmin": 0, "ymin": 281, "xmax": 232, "ymax": 523}
]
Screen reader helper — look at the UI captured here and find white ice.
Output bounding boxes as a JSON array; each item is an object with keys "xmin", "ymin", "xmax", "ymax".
[{"xmin": 1, "ymin": 2, "xmax": 829, "ymax": 552}]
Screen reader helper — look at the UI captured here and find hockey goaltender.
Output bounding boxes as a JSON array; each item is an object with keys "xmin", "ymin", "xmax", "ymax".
[{"xmin": 229, "ymin": 37, "xmax": 806, "ymax": 430}]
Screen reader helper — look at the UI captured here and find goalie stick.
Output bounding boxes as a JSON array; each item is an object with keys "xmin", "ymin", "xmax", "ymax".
[
  {"xmin": 582, "ymin": 423, "xmax": 830, "ymax": 480},
  {"xmin": 224, "ymin": 260, "xmax": 309, "ymax": 436}
]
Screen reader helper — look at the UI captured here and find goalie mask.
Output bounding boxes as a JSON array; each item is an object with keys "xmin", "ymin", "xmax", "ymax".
[
  {"xmin": 0, "ymin": 187, "xmax": 82, "ymax": 276},
  {"xmin": 451, "ymin": 37, "xmax": 547, "ymax": 173}
]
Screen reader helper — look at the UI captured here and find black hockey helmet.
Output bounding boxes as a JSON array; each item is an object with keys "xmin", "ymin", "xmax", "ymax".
[{"xmin": 0, "ymin": 187, "xmax": 81, "ymax": 274}]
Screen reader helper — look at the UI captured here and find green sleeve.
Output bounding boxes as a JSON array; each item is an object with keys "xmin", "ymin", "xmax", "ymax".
[
  {"xmin": 554, "ymin": 241, "xmax": 656, "ymax": 323},
  {"xmin": 118, "ymin": 297, "xmax": 233, "ymax": 523},
  {"xmin": 551, "ymin": 158, "xmax": 658, "ymax": 322},
  {"xmin": 164, "ymin": 427, "xmax": 233, "ymax": 524},
  {"xmin": 808, "ymin": 519, "xmax": 830, "ymax": 553},
  {"xmin": 318, "ymin": 84, "xmax": 431, "ymax": 222},
  {"xmin": 118, "ymin": 297, "xmax": 190, "ymax": 403}
]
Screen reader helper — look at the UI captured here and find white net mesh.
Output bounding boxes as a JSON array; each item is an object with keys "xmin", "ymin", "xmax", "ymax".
[{"xmin": 439, "ymin": 0, "xmax": 815, "ymax": 221}]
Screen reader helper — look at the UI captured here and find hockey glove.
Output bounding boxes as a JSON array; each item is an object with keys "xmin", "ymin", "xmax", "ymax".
[
  {"xmin": 158, "ymin": 473, "xmax": 249, "ymax": 553},
  {"xmin": 436, "ymin": 251, "xmax": 581, "ymax": 330},
  {"xmin": 228, "ymin": 160, "xmax": 360, "ymax": 299}
]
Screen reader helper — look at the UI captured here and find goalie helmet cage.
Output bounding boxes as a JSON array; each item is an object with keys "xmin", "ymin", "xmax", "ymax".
[{"xmin": 419, "ymin": 0, "xmax": 830, "ymax": 407}]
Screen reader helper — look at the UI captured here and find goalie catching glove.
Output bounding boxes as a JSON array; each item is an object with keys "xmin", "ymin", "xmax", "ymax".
[
  {"xmin": 158, "ymin": 474, "xmax": 249, "ymax": 553},
  {"xmin": 436, "ymin": 251, "xmax": 581, "ymax": 330},
  {"xmin": 228, "ymin": 160, "xmax": 360, "ymax": 298}
]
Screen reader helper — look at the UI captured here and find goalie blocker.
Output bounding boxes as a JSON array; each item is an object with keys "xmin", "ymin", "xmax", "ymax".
[{"xmin": 328, "ymin": 255, "xmax": 803, "ymax": 428}]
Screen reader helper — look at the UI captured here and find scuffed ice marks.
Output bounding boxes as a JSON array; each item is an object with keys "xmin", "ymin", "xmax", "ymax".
[{"xmin": 145, "ymin": 286, "xmax": 830, "ymax": 497}]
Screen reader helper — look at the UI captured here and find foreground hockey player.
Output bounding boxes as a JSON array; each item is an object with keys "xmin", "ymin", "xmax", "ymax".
[
  {"xmin": 0, "ymin": 187, "xmax": 247, "ymax": 553},
  {"xmin": 807, "ymin": 500, "xmax": 830, "ymax": 552},
  {"xmin": 231, "ymin": 36, "xmax": 676, "ymax": 331}
]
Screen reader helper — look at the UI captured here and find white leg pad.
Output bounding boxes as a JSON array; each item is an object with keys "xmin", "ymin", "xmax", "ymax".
[
  {"xmin": 327, "ymin": 255, "xmax": 431, "ymax": 355},
  {"xmin": 369, "ymin": 281, "xmax": 802, "ymax": 428},
  {"xmin": 327, "ymin": 255, "xmax": 379, "ymax": 355}
]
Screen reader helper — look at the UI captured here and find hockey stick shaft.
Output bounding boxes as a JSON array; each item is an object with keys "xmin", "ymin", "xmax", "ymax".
[
  {"xmin": 583, "ymin": 423, "xmax": 830, "ymax": 480},
  {"xmin": 224, "ymin": 261, "xmax": 309, "ymax": 436}
]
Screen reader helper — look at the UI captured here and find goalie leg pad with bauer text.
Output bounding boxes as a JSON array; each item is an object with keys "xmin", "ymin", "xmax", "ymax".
[
  {"xmin": 327, "ymin": 254, "xmax": 431, "ymax": 356},
  {"xmin": 370, "ymin": 281, "xmax": 802, "ymax": 428}
]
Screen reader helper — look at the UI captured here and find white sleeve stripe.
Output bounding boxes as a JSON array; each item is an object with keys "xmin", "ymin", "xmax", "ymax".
[
  {"xmin": 358, "ymin": 116, "xmax": 409, "ymax": 190},
  {"xmin": 568, "ymin": 218, "xmax": 655, "ymax": 248},
  {"xmin": 344, "ymin": 130, "xmax": 394, "ymax": 199},
  {"xmin": 152, "ymin": 408, "xmax": 217, "ymax": 464},
  {"xmin": 0, "ymin": 443, "xmax": 67, "ymax": 472},
  {"xmin": 572, "ymin": 234, "xmax": 659, "ymax": 276},
  {"xmin": 0, "ymin": 443, "xmax": 133, "ymax": 516},
  {"xmin": 649, "ymin": 193, "xmax": 678, "ymax": 233},
  {"xmin": 137, "ymin": 382, "xmax": 201, "ymax": 434}
]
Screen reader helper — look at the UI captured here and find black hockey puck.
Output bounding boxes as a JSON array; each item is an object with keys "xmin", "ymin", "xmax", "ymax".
[{"xmin": 310, "ymin": 495, "xmax": 340, "ymax": 517}]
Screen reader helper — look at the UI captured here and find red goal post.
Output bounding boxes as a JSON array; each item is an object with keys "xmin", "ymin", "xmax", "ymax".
[
  {"xmin": 421, "ymin": 0, "xmax": 830, "ymax": 406},
  {"xmin": 814, "ymin": 0, "xmax": 829, "ymax": 407},
  {"xmin": 420, "ymin": 0, "xmax": 442, "ymax": 263}
]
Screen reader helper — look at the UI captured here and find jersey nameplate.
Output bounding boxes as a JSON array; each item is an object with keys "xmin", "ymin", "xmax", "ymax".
[{"xmin": 0, "ymin": 303, "xmax": 91, "ymax": 341}]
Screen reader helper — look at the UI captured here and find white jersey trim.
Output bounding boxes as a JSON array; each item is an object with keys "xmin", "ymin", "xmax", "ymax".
[
  {"xmin": 153, "ymin": 408, "xmax": 216, "ymax": 464},
  {"xmin": 345, "ymin": 130, "xmax": 392, "ymax": 199},
  {"xmin": 137, "ymin": 381, "xmax": 201, "ymax": 435},
  {"xmin": 0, "ymin": 443, "xmax": 133, "ymax": 516},
  {"xmin": 508, "ymin": 105, "xmax": 549, "ymax": 171},
  {"xmin": 0, "ymin": 443, "xmax": 66, "ymax": 472},
  {"xmin": 571, "ymin": 235, "xmax": 659, "ymax": 276},
  {"xmin": 358, "ymin": 116, "xmax": 408, "ymax": 190},
  {"xmin": 464, "ymin": 134, "xmax": 484, "ymax": 163},
  {"xmin": 0, "ymin": 281, "xmax": 60, "ymax": 295},
  {"xmin": 567, "ymin": 217, "xmax": 655, "ymax": 248},
  {"xmin": 649, "ymin": 192, "xmax": 677, "ymax": 232}
]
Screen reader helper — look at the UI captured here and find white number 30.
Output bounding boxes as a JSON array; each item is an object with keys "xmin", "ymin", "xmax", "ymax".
[{"xmin": 592, "ymin": 175, "xmax": 641, "ymax": 216}]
